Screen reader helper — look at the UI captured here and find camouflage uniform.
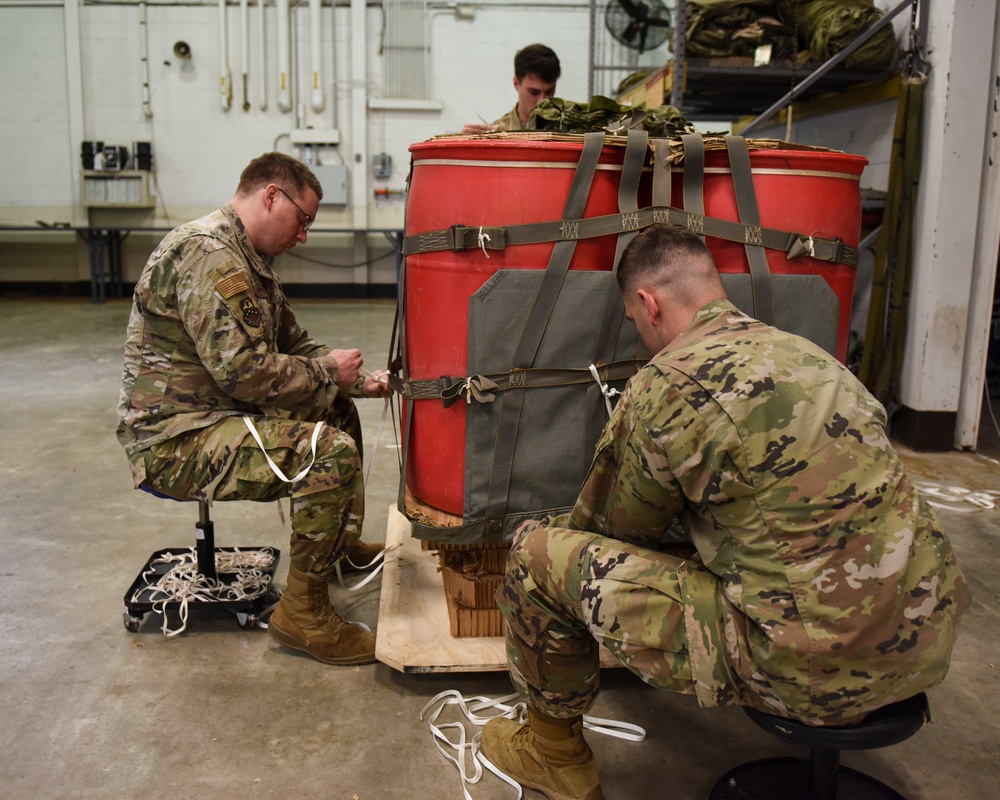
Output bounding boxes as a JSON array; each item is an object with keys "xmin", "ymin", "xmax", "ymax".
[
  {"xmin": 117, "ymin": 205, "xmax": 367, "ymax": 576},
  {"xmin": 498, "ymin": 300, "xmax": 970, "ymax": 726},
  {"xmin": 492, "ymin": 104, "xmax": 527, "ymax": 132}
]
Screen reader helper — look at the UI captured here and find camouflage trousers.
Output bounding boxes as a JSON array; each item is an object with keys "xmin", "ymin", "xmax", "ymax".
[
  {"xmin": 139, "ymin": 396, "xmax": 364, "ymax": 577},
  {"xmin": 496, "ymin": 524, "xmax": 711, "ymax": 720}
]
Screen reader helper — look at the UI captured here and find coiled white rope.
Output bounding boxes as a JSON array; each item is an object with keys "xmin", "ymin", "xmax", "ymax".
[
  {"xmin": 914, "ymin": 481, "xmax": 1000, "ymax": 513},
  {"xmin": 131, "ymin": 547, "xmax": 276, "ymax": 637},
  {"xmin": 419, "ymin": 690, "xmax": 646, "ymax": 800}
]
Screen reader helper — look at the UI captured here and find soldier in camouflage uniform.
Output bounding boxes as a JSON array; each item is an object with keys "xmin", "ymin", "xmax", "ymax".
[
  {"xmin": 481, "ymin": 224, "xmax": 970, "ymax": 800},
  {"xmin": 459, "ymin": 44, "xmax": 560, "ymax": 134},
  {"xmin": 117, "ymin": 152, "xmax": 391, "ymax": 666}
]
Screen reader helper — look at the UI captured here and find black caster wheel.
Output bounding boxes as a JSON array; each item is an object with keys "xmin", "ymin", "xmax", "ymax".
[
  {"xmin": 236, "ymin": 611, "xmax": 258, "ymax": 630},
  {"xmin": 123, "ymin": 612, "xmax": 143, "ymax": 632}
]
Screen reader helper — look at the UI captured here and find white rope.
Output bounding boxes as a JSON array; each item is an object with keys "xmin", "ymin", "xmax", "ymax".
[
  {"xmin": 243, "ymin": 416, "xmax": 324, "ymax": 483},
  {"xmin": 331, "ymin": 541, "xmax": 404, "ymax": 591},
  {"xmin": 360, "ymin": 368, "xmax": 392, "ymax": 487},
  {"xmin": 477, "ymin": 226, "xmax": 491, "ymax": 259},
  {"xmin": 419, "ymin": 690, "xmax": 646, "ymax": 800},
  {"xmin": 914, "ymin": 481, "xmax": 1000, "ymax": 513},
  {"xmin": 131, "ymin": 547, "xmax": 276, "ymax": 637},
  {"xmin": 588, "ymin": 363, "xmax": 621, "ymax": 418}
]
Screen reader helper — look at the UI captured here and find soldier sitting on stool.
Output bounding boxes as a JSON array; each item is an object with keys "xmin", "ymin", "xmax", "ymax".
[
  {"xmin": 481, "ymin": 223, "xmax": 970, "ymax": 800},
  {"xmin": 116, "ymin": 152, "xmax": 391, "ymax": 666}
]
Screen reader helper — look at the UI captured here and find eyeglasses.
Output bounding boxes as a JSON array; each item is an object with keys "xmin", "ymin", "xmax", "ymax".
[{"xmin": 276, "ymin": 187, "xmax": 314, "ymax": 232}]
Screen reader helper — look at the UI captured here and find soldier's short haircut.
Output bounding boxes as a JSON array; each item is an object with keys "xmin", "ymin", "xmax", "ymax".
[
  {"xmin": 514, "ymin": 44, "xmax": 561, "ymax": 83},
  {"xmin": 237, "ymin": 152, "xmax": 323, "ymax": 201},
  {"xmin": 617, "ymin": 223, "xmax": 720, "ymax": 297}
]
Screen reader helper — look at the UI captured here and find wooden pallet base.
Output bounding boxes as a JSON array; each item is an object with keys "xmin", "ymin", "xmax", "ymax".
[{"xmin": 375, "ymin": 505, "xmax": 619, "ymax": 674}]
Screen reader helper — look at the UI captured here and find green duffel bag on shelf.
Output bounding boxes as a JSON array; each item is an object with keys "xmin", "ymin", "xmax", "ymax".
[{"xmin": 777, "ymin": 0, "xmax": 899, "ymax": 70}]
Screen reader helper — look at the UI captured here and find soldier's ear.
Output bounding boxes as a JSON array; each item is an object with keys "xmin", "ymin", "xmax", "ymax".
[{"xmin": 637, "ymin": 288, "xmax": 660, "ymax": 326}]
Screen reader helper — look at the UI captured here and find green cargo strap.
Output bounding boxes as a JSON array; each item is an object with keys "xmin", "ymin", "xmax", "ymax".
[
  {"xmin": 588, "ymin": 128, "xmax": 649, "ymax": 448},
  {"xmin": 387, "ymin": 360, "xmax": 647, "ymax": 405},
  {"xmin": 402, "ymin": 207, "xmax": 857, "ymax": 269},
  {"xmin": 725, "ymin": 135, "xmax": 775, "ymax": 327},
  {"xmin": 681, "ymin": 133, "xmax": 706, "ymax": 228},
  {"xmin": 651, "ymin": 138, "xmax": 673, "ymax": 208},
  {"xmin": 483, "ymin": 131, "xmax": 607, "ymax": 535}
]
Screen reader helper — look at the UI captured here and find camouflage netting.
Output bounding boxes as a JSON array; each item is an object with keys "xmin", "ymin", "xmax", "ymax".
[
  {"xmin": 526, "ymin": 96, "xmax": 692, "ymax": 138},
  {"xmin": 685, "ymin": 0, "xmax": 898, "ymax": 71},
  {"xmin": 686, "ymin": 0, "xmax": 798, "ymax": 60},
  {"xmin": 777, "ymin": 0, "xmax": 898, "ymax": 70}
]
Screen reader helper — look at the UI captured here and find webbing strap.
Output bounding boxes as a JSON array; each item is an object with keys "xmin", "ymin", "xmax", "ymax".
[
  {"xmin": 725, "ymin": 135, "xmax": 775, "ymax": 326},
  {"xmin": 403, "ymin": 206, "xmax": 856, "ymax": 269},
  {"xmin": 389, "ymin": 360, "xmax": 646, "ymax": 404},
  {"xmin": 483, "ymin": 132, "xmax": 607, "ymax": 533},
  {"xmin": 681, "ymin": 133, "xmax": 706, "ymax": 222},
  {"xmin": 651, "ymin": 138, "xmax": 672, "ymax": 208},
  {"xmin": 588, "ymin": 128, "xmax": 648, "ymax": 448}
]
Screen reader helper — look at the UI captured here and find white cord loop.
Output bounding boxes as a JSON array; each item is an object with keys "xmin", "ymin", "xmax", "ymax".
[
  {"xmin": 243, "ymin": 416, "xmax": 324, "ymax": 483},
  {"xmin": 419, "ymin": 690, "xmax": 646, "ymax": 799},
  {"xmin": 331, "ymin": 541, "xmax": 403, "ymax": 591},
  {"xmin": 477, "ymin": 226, "xmax": 491, "ymax": 259},
  {"xmin": 588, "ymin": 363, "xmax": 620, "ymax": 418}
]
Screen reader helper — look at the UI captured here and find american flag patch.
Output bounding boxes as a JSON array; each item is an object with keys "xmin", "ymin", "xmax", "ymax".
[{"xmin": 216, "ymin": 272, "xmax": 249, "ymax": 298}]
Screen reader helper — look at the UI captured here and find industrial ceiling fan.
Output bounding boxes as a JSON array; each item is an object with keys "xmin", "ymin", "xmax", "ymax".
[{"xmin": 604, "ymin": 0, "xmax": 673, "ymax": 54}]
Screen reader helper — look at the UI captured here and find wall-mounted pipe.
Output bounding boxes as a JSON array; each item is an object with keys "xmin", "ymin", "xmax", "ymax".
[
  {"xmin": 219, "ymin": 0, "xmax": 232, "ymax": 111},
  {"xmin": 139, "ymin": 1, "xmax": 153, "ymax": 118},
  {"xmin": 257, "ymin": 0, "xmax": 267, "ymax": 110},
  {"xmin": 308, "ymin": 0, "xmax": 324, "ymax": 112},
  {"xmin": 276, "ymin": 0, "xmax": 292, "ymax": 112},
  {"xmin": 239, "ymin": 0, "xmax": 250, "ymax": 110}
]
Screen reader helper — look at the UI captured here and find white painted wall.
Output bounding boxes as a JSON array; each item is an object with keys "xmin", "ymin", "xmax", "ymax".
[{"xmin": 0, "ymin": 0, "xmax": 599, "ymax": 287}]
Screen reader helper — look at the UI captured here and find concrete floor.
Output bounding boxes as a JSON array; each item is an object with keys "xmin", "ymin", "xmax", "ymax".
[{"xmin": 1, "ymin": 297, "xmax": 998, "ymax": 800}]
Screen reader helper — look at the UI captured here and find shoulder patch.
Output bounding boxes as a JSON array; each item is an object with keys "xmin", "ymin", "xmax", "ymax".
[{"xmin": 216, "ymin": 272, "xmax": 250, "ymax": 299}]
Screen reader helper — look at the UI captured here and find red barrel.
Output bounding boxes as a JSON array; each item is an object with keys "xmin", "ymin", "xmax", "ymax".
[
  {"xmin": 403, "ymin": 138, "xmax": 867, "ymax": 516},
  {"xmin": 693, "ymin": 148, "xmax": 867, "ymax": 363}
]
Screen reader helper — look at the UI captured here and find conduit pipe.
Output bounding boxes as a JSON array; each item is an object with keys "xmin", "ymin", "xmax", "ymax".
[
  {"xmin": 257, "ymin": 0, "xmax": 267, "ymax": 110},
  {"xmin": 219, "ymin": 0, "xmax": 232, "ymax": 110},
  {"xmin": 239, "ymin": 0, "xmax": 250, "ymax": 110},
  {"xmin": 276, "ymin": 0, "xmax": 292, "ymax": 112},
  {"xmin": 308, "ymin": 0, "xmax": 324, "ymax": 112},
  {"xmin": 139, "ymin": 1, "xmax": 153, "ymax": 118}
]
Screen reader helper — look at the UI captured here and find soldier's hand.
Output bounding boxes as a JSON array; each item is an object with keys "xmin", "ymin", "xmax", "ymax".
[
  {"xmin": 362, "ymin": 370, "xmax": 392, "ymax": 399},
  {"xmin": 323, "ymin": 348, "xmax": 362, "ymax": 389}
]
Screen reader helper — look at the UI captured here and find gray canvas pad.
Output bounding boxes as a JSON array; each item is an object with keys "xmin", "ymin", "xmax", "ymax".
[{"xmin": 464, "ymin": 269, "xmax": 642, "ymax": 519}]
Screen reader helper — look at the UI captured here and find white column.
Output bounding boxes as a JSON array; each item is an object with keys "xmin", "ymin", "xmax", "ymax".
[
  {"xmin": 350, "ymin": 0, "xmax": 369, "ymax": 285},
  {"xmin": 63, "ymin": 0, "xmax": 86, "ymax": 228},
  {"xmin": 956, "ymin": 2, "xmax": 1000, "ymax": 447},
  {"xmin": 900, "ymin": 0, "xmax": 1000, "ymax": 437}
]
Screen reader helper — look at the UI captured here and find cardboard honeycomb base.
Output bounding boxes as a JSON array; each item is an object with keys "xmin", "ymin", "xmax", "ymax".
[{"xmin": 444, "ymin": 595, "xmax": 506, "ymax": 638}]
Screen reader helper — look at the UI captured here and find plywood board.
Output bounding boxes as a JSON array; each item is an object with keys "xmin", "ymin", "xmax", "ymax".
[
  {"xmin": 376, "ymin": 505, "xmax": 508, "ymax": 672},
  {"xmin": 376, "ymin": 506, "xmax": 620, "ymax": 674}
]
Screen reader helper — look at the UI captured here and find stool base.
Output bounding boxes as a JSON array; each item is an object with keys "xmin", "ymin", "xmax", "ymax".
[
  {"xmin": 123, "ymin": 546, "xmax": 280, "ymax": 632},
  {"xmin": 709, "ymin": 757, "xmax": 907, "ymax": 800}
]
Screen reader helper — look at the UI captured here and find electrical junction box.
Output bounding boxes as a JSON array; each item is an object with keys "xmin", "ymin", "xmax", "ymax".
[
  {"xmin": 312, "ymin": 164, "xmax": 348, "ymax": 206},
  {"xmin": 372, "ymin": 153, "xmax": 392, "ymax": 179}
]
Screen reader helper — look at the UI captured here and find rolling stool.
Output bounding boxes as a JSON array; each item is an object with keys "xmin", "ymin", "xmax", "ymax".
[
  {"xmin": 710, "ymin": 693, "xmax": 930, "ymax": 800},
  {"xmin": 122, "ymin": 485, "xmax": 280, "ymax": 633}
]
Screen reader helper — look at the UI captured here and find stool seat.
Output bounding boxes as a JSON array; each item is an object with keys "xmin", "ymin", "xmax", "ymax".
[{"xmin": 710, "ymin": 694, "xmax": 929, "ymax": 800}]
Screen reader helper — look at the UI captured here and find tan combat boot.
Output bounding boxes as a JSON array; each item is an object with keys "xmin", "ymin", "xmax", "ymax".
[
  {"xmin": 481, "ymin": 707, "xmax": 602, "ymax": 800},
  {"xmin": 268, "ymin": 565, "xmax": 377, "ymax": 665}
]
